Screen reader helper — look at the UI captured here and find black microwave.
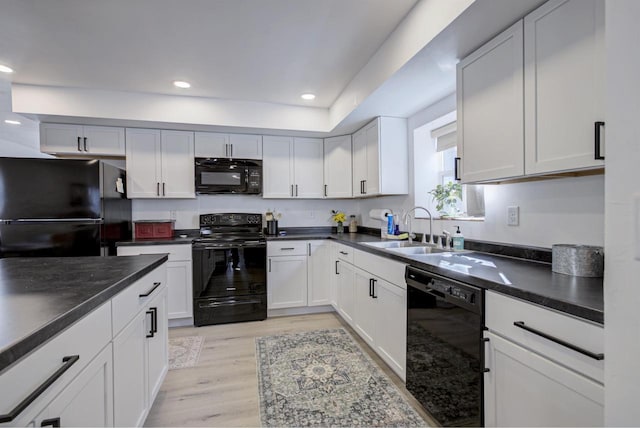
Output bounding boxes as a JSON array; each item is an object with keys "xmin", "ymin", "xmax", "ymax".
[{"xmin": 195, "ymin": 158, "xmax": 262, "ymax": 194}]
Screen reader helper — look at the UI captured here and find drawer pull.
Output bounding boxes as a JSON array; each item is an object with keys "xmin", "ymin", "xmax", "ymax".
[
  {"xmin": 139, "ymin": 281, "xmax": 161, "ymax": 298},
  {"xmin": 513, "ymin": 321, "xmax": 604, "ymax": 361},
  {"xmin": 0, "ymin": 355, "xmax": 80, "ymax": 423},
  {"xmin": 41, "ymin": 417, "xmax": 61, "ymax": 427},
  {"xmin": 339, "ymin": 251, "xmax": 348, "ymax": 255},
  {"xmin": 280, "ymin": 247, "xmax": 295, "ymax": 251}
]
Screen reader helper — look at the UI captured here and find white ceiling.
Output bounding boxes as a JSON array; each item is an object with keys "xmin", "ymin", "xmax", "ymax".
[{"xmin": 0, "ymin": 0, "xmax": 418, "ymax": 108}]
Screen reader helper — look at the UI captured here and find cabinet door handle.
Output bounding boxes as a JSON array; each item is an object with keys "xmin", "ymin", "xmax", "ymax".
[
  {"xmin": 77, "ymin": 136, "xmax": 82, "ymax": 151},
  {"xmin": 371, "ymin": 278, "xmax": 377, "ymax": 298},
  {"xmin": 0, "ymin": 355, "xmax": 80, "ymax": 424},
  {"xmin": 369, "ymin": 278, "xmax": 373, "ymax": 297},
  {"xmin": 363, "ymin": 180, "xmax": 367, "ymax": 194},
  {"xmin": 454, "ymin": 157, "xmax": 461, "ymax": 181},
  {"xmin": 230, "ymin": 144, "xmax": 233, "ymax": 158},
  {"xmin": 146, "ymin": 309, "xmax": 155, "ymax": 338},
  {"xmin": 268, "ymin": 258, "xmax": 272, "ymax": 272},
  {"xmin": 324, "ymin": 184, "xmax": 328, "ymax": 197},
  {"xmin": 162, "ymin": 182, "xmax": 166, "ymax": 196},
  {"xmin": 41, "ymin": 417, "xmax": 61, "ymax": 427},
  {"xmin": 335, "ymin": 260, "xmax": 339, "ymax": 275},
  {"xmin": 481, "ymin": 337, "xmax": 490, "ymax": 373},
  {"xmin": 513, "ymin": 321, "xmax": 604, "ymax": 360},
  {"xmin": 139, "ymin": 281, "xmax": 161, "ymax": 298},
  {"xmin": 290, "ymin": 184, "xmax": 294, "ymax": 197},
  {"xmin": 83, "ymin": 137, "xmax": 88, "ymax": 152},
  {"xmin": 594, "ymin": 121, "xmax": 605, "ymax": 160},
  {"xmin": 156, "ymin": 182, "xmax": 160, "ymax": 196},
  {"xmin": 150, "ymin": 307, "xmax": 158, "ymax": 333},
  {"xmin": 295, "ymin": 184, "xmax": 298, "ymax": 197},
  {"xmin": 308, "ymin": 242, "xmax": 311, "ymax": 256}
]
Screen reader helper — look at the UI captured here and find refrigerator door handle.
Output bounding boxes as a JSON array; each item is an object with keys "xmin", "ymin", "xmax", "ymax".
[{"xmin": 0, "ymin": 218, "xmax": 104, "ymax": 224}]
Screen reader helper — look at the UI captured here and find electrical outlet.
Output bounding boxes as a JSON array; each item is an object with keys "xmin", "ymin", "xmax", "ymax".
[
  {"xmin": 309, "ymin": 211, "xmax": 315, "ymax": 219},
  {"xmin": 169, "ymin": 210, "xmax": 177, "ymax": 220},
  {"xmin": 507, "ymin": 206, "xmax": 519, "ymax": 226}
]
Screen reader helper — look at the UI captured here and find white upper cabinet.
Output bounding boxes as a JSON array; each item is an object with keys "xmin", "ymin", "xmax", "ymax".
[
  {"xmin": 351, "ymin": 117, "xmax": 408, "ymax": 197},
  {"xmin": 457, "ymin": 21, "xmax": 525, "ymax": 183},
  {"xmin": 323, "ymin": 135, "xmax": 353, "ymax": 198},
  {"xmin": 458, "ymin": 0, "xmax": 605, "ymax": 183},
  {"xmin": 126, "ymin": 128, "xmax": 195, "ymax": 199},
  {"xmin": 41, "ymin": 123, "xmax": 125, "ymax": 156},
  {"xmin": 194, "ymin": 132, "xmax": 262, "ymax": 159},
  {"xmin": 524, "ymin": 0, "xmax": 605, "ymax": 174},
  {"xmin": 262, "ymin": 136, "xmax": 323, "ymax": 198}
]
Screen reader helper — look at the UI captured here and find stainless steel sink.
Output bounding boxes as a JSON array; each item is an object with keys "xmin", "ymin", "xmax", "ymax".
[
  {"xmin": 361, "ymin": 241, "xmax": 418, "ymax": 249},
  {"xmin": 386, "ymin": 245, "xmax": 450, "ymax": 255}
]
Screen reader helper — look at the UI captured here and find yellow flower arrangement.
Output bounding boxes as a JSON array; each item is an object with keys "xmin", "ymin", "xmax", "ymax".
[{"xmin": 331, "ymin": 210, "xmax": 346, "ymax": 224}]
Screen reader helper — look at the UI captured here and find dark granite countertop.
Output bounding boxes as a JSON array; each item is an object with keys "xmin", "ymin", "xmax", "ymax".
[
  {"xmin": 0, "ymin": 254, "xmax": 168, "ymax": 373},
  {"xmin": 267, "ymin": 231, "xmax": 604, "ymax": 324}
]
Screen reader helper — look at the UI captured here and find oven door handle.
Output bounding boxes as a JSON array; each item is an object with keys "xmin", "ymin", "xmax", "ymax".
[
  {"xmin": 199, "ymin": 299, "xmax": 263, "ymax": 308},
  {"xmin": 195, "ymin": 243, "xmax": 265, "ymax": 250}
]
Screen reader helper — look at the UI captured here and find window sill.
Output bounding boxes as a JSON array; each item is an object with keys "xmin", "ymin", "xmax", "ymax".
[{"xmin": 436, "ymin": 216, "xmax": 484, "ymax": 222}]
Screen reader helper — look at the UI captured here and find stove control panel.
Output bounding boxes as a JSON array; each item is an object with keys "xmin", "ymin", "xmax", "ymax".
[{"xmin": 200, "ymin": 213, "xmax": 263, "ymax": 227}]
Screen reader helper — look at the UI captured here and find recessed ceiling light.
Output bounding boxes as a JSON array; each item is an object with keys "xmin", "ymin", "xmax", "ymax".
[
  {"xmin": 173, "ymin": 80, "xmax": 191, "ymax": 89},
  {"xmin": 4, "ymin": 119, "xmax": 21, "ymax": 125},
  {"xmin": 0, "ymin": 65, "xmax": 14, "ymax": 73},
  {"xmin": 301, "ymin": 93, "xmax": 316, "ymax": 100}
]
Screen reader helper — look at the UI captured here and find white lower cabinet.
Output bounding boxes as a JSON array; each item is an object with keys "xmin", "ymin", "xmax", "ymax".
[
  {"xmin": 484, "ymin": 290, "xmax": 604, "ymax": 427},
  {"xmin": 40, "ymin": 344, "xmax": 114, "ymax": 427},
  {"xmin": 308, "ymin": 241, "xmax": 331, "ymax": 306},
  {"xmin": 267, "ymin": 240, "xmax": 331, "ymax": 310},
  {"xmin": 117, "ymin": 244, "xmax": 193, "ymax": 320},
  {"xmin": 336, "ymin": 260, "xmax": 356, "ymax": 326},
  {"xmin": 484, "ymin": 332, "xmax": 603, "ymax": 427},
  {"xmin": 353, "ymin": 269, "xmax": 377, "ymax": 347},
  {"xmin": 113, "ymin": 276, "xmax": 168, "ymax": 428},
  {"xmin": 267, "ymin": 255, "xmax": 308, "ymax": 309},
  {"xmin": 334, "ymin": 245, "xmax": 407, "ymax": 380}
]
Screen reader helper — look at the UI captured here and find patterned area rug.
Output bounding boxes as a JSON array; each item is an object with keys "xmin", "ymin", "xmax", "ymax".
[
  {"xmin": 168, "ymin": 336, "xmax": 204, "ymax": 370},
  {"xmin": 256, "ymin": 328, "xmax": 426, "ymax": 427}
]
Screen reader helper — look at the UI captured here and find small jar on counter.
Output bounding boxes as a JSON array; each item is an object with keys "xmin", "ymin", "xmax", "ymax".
[{"xmin": 349, "ymin": 215, "xmax": 358, "ymax": 233}]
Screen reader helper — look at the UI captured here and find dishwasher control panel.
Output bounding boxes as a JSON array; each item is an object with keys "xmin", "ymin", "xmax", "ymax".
[{"xmin": 405, "ymin": 266, "xmax": 483, "ymax": 313}]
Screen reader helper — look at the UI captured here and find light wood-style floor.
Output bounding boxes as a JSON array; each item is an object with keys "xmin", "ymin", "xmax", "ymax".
[{"xmin": 145, "ymin": 312, "xmax": 436, "ymax": 427}]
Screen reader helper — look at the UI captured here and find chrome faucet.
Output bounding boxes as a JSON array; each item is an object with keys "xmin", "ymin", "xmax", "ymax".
[
  {"xmin": 442, "ymin": 230, "xmax": 451, "ymax": 249},
  {"xmin": 403, "ymin": 206, "xmax": 435, "ymax": 245}
]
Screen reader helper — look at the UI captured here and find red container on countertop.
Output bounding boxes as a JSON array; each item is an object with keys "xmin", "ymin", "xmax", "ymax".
[{"xmin": 134, "ymin": 220, "xmax": 175, "ymax": 239}]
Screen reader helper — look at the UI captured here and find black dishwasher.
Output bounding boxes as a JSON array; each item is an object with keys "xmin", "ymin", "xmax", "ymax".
[{"xmin": 405, "ymin": 266, "xmax": 484, "ymax": 427}]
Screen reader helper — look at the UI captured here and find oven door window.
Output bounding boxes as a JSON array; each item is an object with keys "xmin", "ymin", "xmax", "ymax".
[
  {"xmin": 406, "ymin": 284, "xmax": 482, "ymax": 426},
  {"xmin": 194, "ymin": 246, "xmax": 266, "ymax": 298}
]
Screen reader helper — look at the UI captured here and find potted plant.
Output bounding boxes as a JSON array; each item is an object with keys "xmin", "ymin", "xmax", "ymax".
[
  {"xmin": 428, "ymin": 182, "xmax": 463, "ymax": 217},
  {"xmin": 331, "ymin": 210, "xmax": 347, "ymax": 233}
]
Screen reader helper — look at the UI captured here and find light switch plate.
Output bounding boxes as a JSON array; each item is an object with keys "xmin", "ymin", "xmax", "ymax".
[{"xmin": 507, "ymin": 206, "xmax": 519, "ymax": 226}]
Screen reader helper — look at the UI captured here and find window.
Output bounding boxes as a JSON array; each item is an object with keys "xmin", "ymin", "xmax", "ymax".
[{"xmin": 429, "ymin": 120, "xmax": 484, "ymax": 219}]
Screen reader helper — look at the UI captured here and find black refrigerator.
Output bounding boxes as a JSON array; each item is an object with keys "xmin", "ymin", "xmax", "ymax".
[{"xmin": 0, "ymin": 157, "xmax": 132, "ymax": 258}]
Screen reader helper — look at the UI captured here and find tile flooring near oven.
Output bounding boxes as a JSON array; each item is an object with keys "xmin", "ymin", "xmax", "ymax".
[{"xmin": 145, "ymin": 312, "xmax": 435, "ymax": 427}]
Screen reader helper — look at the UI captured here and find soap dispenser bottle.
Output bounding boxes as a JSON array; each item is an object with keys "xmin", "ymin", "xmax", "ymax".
[{"xmin": 452, "ymin": 226, "xmax": 465, "ymax": 251}]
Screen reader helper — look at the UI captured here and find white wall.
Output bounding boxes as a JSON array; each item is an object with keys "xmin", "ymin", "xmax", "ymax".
[
  {"xmin": 133, "ymin": 196, "xmax": 360, "ymax": 230},
  {"xmin": 358, "ymin": 94, "xmax": 605, "ymax": 249},
  {"xmin": 604, "ymin": 0, "xmax": 640, "ymax": 424}
]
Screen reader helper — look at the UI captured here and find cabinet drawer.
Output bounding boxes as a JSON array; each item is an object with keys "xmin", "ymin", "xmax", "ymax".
[
  {"xmin": 354, "ymin": 249, "xmax": 407, "ymax": 288},
  {"xmin": 267, "ymin": 241, "xmax": 307, "ymax": 256},
  {"xmin": 0, "ymin": 302, "xmax": 112, "ymax": 426},
  {"xmin": 112, "ymin": 265, "xmax": 167, "ymax": 336},
  {"xmin": 117, "ymin": 244, "xmax": 192, "ymax": 262},
  {"xmin": 335, "ymin": 244, "xmax": 354, "ymax": 264},
  {"xmin": 485, "ymin": 290, "xmax": 604, "ymax": 383}
]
